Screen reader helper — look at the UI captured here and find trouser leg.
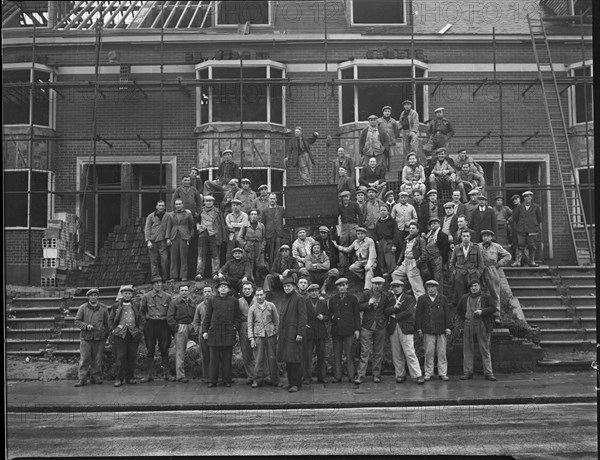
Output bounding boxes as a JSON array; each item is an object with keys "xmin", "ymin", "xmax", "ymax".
[
  {"xmin": 157, "ymin": 240, "xmax": 169, "ymax": 280},
  {"xmin": 200, "ymin": 337, "xmax": 210, "ymax": 380},
  {"xmin": 78, "ymin": 339, "xmax": 92, "ymax": 380},
  {"xmin": 114, "ymin": 336, "xmax": 127, "ymax": 380},
  {"xmin": 303, "ymin": 338, "xmax": 313, "ymax": 380},
  {"xmin": 253, "ymin": 337, "xmax": 266, "ymax": 383},
  {"xmin": 371, "ymin": 328, "xmax": 386, "ymax": 378},
  {"xmin": 90, "ymin": 340, "xmax": 105, "ymax": 381},
  {"xmin": 483, "ymin": 267, "xmax": 501, "ymax": 319},
  {"xmin": 333, "ymin": 336, "xmax": 343, "ymax": 380},
  {"xmin": 357, "ymin": 327, "xmax": 373, "ymax": 379},
  {"xmin": 390, "ymin": 325, "xmax": 406, "ymax": 378},
  {"xmin": 238, "ymin": 324, "xmax": 255, "ymax": 380},
  {"xmin": 406, "ymin": 259, "xmax": 425, "ymax": 298},
  {"xmin": 399, "ymin": 330, "xmax": 422, "ymax": 378},
  {"xmin": 436, "ymin": 334, "xmax": 448, "ymax": 376},
  {"xmin": 209, "ymin": 347, "xmax": 220, "ymax": 384},
  {"xmin": 174, "ymin": 326, "xmax": 190, "ymax": 379},
  {"xmin": 267, "ymin": 336, "xmax": 279, "ymax": 384},
  {"xmin": 475, "ymin": 321, "xmax": 493, "ymax": 376},
  {"xmin": 315, "ymin": 339, "xmax": 327, "ymax": 381},
  {"xmin": 126, "ymin": 334, "xmax": 139, "ymax": 380},
  {"xmin": 148, "ymin": 244, "xmax": 161, "ymax": 279},
  {"xmin": 221, "ymin": 346, "xmax": 233, "ymax": 384},
  {"xmin": 463, "ymin": 320, "xmax": 474, "ymax": 374},
  {"xmin": 423, "ymin": 334, "xmax": 436, "ymax": 377}
]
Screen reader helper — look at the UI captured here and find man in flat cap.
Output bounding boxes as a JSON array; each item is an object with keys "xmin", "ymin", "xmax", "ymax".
[
  {"xmin": 332, "ymin": 146, "xmax": 356, "ymax": 183},
  {"xmin": 334, "ymin": 227, "xmax": 377, "ymax": 290},
  {"xmin": 234, "ymin": 178, "xmax": 257, "ymax": 215},
  {"xmin": 145, "ymin": 200, "xmax": 170, "ymax": 282},
  {"xmin": 74, "ymin": 288, "xmax": 110, "ymax": 387},
  {"xmin": 441, "ymin": 201, "xmax": 459, "ymax": 241},
  {"xmin": 391, "ymin": 191, "xmax": 418, "ymax": 246},
  {"xmin": 237, "ymin": 209, "xmax": 267, "ymax": 281},
  {"xmin": 337, "ymin": 165, "xmax": 356, "ymax": 200},
  {"xmin": 292, "ymin": 227, "xmax": 316, "ymax": 268},
  {"xmin": 303, "ymin": 283, "xmax": 330, "ymax": 384},
  {"xmin": 215, "ymin": 247, "xmax": 253, "ymax": 293},
  {"xmin": 360, "ymin": 115, "xmax": 390, "ymax": 167},
  {"xmin": 423, "ymin": 107, "xmax": 455, "ymax": 160},
  {"xmin": 286, "ymin": 126, "xmax": 318, "ymax": 185},
  {"xmin": 429, "ymin": 147, "xmax": 457, "ymax": 193},
  {"xmin": 363, "ymin": 186, "xmax": 385, "ymax": 238},
  {"xmin": 455, "ymin": 148, "xmax": 485, "ymax": 179},
  {"xmin": 220, "ymin": 178, "xmax": 240, "ymax": 215},
  {"xmin": 252, "ymin": 184, "xmax": 270, "ymax": 216},
  {"xmin": 167, "ymin": 284, "xmax": 196, "ymax": 383},
  {"xmin": 354, "ymin": 277, "xmax": 395, "ymax": 384},
  {"xmin": 374, "ymin": 204, "xmax": 401, "ymax": 278},
  {"xmin": 140, "ymin": 278, "xmax": 173, "ymax": 383},
  {"xmin": 110, "ymin": 285, "xmax": 143, "ymax": 387},
  {"xmin": 392, "ymin": 221, "xmax": 426, "ymax": 299},
  {"xmin": 479, "ymin": 229, "xmax": 512, "ymax": 325},
  {"xmin": 415, "ymin": 279, "xmax": 452, "ymax": 381},
  {"xmin": 508, "ymin": 194, "xmax": 522, "ymax": 259},
  {"xmin": 359, "ymin": 156, "xmax": 387, "ymax": 200},
  {"xmin": 300, "ymin": 242, "xmax": 340, "ymax": 296},
  {"xmin": 378, "ymin": 105, "xmax": 400, "ymax": 171},
  {"xmin": 511, "ymin": 191, "xmax": 542, "ymax": 267},
  {"xmin": 387, "ymin": 280, "xmax": 424, "ymax": 384},
  {"xmin": 383, "ymin": 189, "xmax": 396, "ymax": 213},
  {"xmin": 202, "ymin": 279, "xmax": 242, "ymax": 388},
  {"xmin": 261, "ymin": 192, "xmax": 285, "ymax": 269},
  {"xmin": 338, "ymin": 191, "xmax": 364, "ymax": 269},
  {"xmin": 492, "ymin": 195, "xmax": 512, "ymax": 249},
  {"xmin": 196, "ymin": 194, "xmax": 227, "ymax": 281},
  {"xmin": 192, "ymin": 284, "xmax": 214, "ymax": 383},
  {"xmin": 277, "ymin": 276, "xmax": 307, "ymax": 392},
  {"xmin": 237, "ymin": 282, "xmax": 257, "ymax": 384},
  {"xmin": 457, "ymin": 280, "xmax": 497, "ymax": 381},
  {"xmin": 264, "ymin": 244, "xmax": 300, "ymax": 299},
  {"xmin": 423, "ymin": 216, "xmax": 450, "ymax": 294},
  {"xmin": 314, "ymin": 226, "xmax": 339, "ymax": 270},
  {"xmin": 399, "ymin": 100, "xmax": 420, "ymax": 166},
  {"xmin": 464, "ymin": 188, "xmax": 481, "ymax": 224},
  {"xmin": 470, "ymin": 195, "xmax": 497, "ymax": 243},
  {"xmin": 204, "ymin": 148, "xmax": 240, "ymax": 199},
  {"xmin": 225, "ymin": 198, "xmax": 248, "ymax": 259},
  {"xmin": 455, "ymin": 161, "xmax": 485, "ymax": 203},
  {"xmin": 449, "ymin": 228, "xmax": 484, "ymax": 307},
  {"xmin": 328, "ymin": 277, "xmax": 361, "ymax": 382}
]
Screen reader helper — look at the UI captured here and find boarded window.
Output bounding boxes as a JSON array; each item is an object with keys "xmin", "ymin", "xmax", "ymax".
[{"xmin": 352, "ymin": 0, "xmax": 405, "ymax": 24}]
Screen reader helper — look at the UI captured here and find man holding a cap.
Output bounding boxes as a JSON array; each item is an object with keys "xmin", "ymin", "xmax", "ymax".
[
  {"xmin": 140, "ymin": 278, "xmax": 173, "ymax": 383},
  {"xmin": 202, "ymin": 279, "xmax": 242, "ymax": 388},
  {"xmin": 415, "ymin": 279, "xmax": 452, "ymax": 381},
  {"xmin": 457, "ymin": 280, "xmax": 497, "ymax": 381},
  {"xmin": 74, "ymin": 288, "xmax": 110, "ymax": 387},
  {"xmin": 204, "ymin": 148, "xmax": 240, "ymax": 198},
  {"xmin": 328, "ymin": 277, "xmax": 361, "ymax": 382},
  {"xmin": 479, "ymin": 229, "xmax": 512, "ymax": 324},
  {"xmin": 264, "ymin": 244, "xmax": 300, "ymax": 298},
  {"xmin": 387, "ymin": 280, "xmax": 424, "ymax": 384},
  {"xmin": 234, "ymin": 178, "xmax": 257, "ymax": 215},
  {"xmin": 252, "ymin": 184, "xmax": 270, "ymax": 216},
  {"xmin": 399, "ymin": 100, "xmax": 420, "ymax": 164},
  {"xmin": 511, "ymin": 190, "xmax": 542, "ymax": 267},
  {"xmin": 378, "ymin": 105, "xmax": 400, "ymax": 171},
  {"xmin": 166, "ymin": 198, "xmax": 195, "ymax": 282},
  {"xmin": 355, "ymin": 277, "xmax": 394, "ymax": 384},
  {"xmin": 110, "ymin": 285, "xmax": 143, "ymax": 387},
  {"xmin": 303, "ymin": 283, "xmax": 330, "ymax": 384},
  {"xmin": 167, "ymin": 284, "xmax": 196, "ymax": 382},
  {"xmin": 196, "ymin": 193, "xmax": 227, "ymax": 281},
  {"xmin": 261, "ymin": 193, "xmax": 285, "ymax": 269},
  {"xmin": 470, "ymin": 195, "xmax": 497, "ymax": 243},
  {"xmin": 392, "ymin": 221, "xmax": 426, "ymax": 299},
  {"xmin": 277, "ymin": 276, "xmax": 307, "ymax": 392},
  {"xmin": 144, "ymin": 200, "xmax": 169, "ymax": 282},
  {"xmin": 215, "ymin": 248, "xmax": 253, "ymax": 293},
  {"xmin": 359, "ymin": 157, "xmax": 387, "ymax": 200},
  {"xmin": 423, "ymin": 107, "xmax": 455, "ymax": 160},
  {"xmin": 334, "ymin": 227, "xmax": 377, "ymax": 290},
  {"xmin": 360, "ymin": 115, "xmax": 390, "ymax": 167}
]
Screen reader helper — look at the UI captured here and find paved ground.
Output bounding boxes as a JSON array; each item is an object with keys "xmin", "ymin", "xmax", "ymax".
[{"xmin": 6, "ymin": 371, "xmax": 597, "ymax": 411}]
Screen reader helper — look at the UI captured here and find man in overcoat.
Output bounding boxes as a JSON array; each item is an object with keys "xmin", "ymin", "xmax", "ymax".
[{"xmin": 303, "ymin": 284, "xmax": 330, "ymax": 384}]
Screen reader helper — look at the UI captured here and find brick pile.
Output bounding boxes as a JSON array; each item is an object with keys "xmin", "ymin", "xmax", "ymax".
[
  {"xmin": 78, "ymin": 218, "xmax": 150, "ymax": 287},
  {"xmin": 40, "ymin": 213, "xmax": 79, "ymax": 287}
]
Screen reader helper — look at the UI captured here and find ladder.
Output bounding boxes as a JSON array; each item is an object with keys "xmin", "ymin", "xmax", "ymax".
[{"xmin": 526, "ymin": 14, "xmax": 594, "ymax": 266}]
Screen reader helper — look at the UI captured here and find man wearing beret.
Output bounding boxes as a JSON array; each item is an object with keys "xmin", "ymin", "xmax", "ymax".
[
  {"xmin": 167, "ymin": 284, "xmax": 196, "ymax": 382},
  {"xmin": 354, "ymin": 277, "xmax": 395, "ymax": 384},
  {"xmin": 215, "ymin": 248, "xmax": 253, "ymax": 293},
  {"xmin": 286, "ymin": 126, "xmax": 318, "ymax": 185},
  {"xmin": 264, "ymin": 244, "xmax": 300, "ymax": 299},
  {"xmin": 328, "ymin": 278, "xmax": 361, "ymax": 382},
  {"xmin": 479, "ymin": 229, "xmax": 512, "ymax": 325},
  {"xmin": 360, "ymin": 115, "xmax": 390, "ymax": 168},
  {"xmin": 277, "ymin": 276, "xmax": 307, "ymax": 392},
  {"xmin": 74, "ymin": 288, "xmax": 110, "ymax": 387},
  {"xmin": 140, "ymin": 278, "xmax": 173, "ymax": 383},
  {"xmin": 511, "ymin": 190, "xmax": 542, "ymax": 267},
  {"xmin": 399, "ymin": 100, "xmax": 420, "ymax": 165},
  {"xmin": 303, "ymin": 283, "xmax": 330, "ymax": 384},
  {"xmin": 423, "ymin": 216, "xmax": 450, "ymax": 294},
  {"xmin": 387, "ymin": 280, "xmax": 424, "ymax": 384},
  {"xmin": 470, "ymin": 195, "xmax": 497, "ymax": 243},
  {"xmin": 202, "ymin": 280, "xmax": 242, "ymax": 388},
  {"xmin": 378, "ymin": 105, "xmax": 400, "ymax": 171},
  {"xmin": 196, "ymin": 194, "xmax": 227, "ymax": 281},
  {"xmin": 251, "ymin": 184, "xmax": 270, "ymax": 216},
  {"xmin": 110, "ymin": 285, "xmax": 144, "ymax": 387},
  {"xmin": 415, "ymin": 280, "xmax": 452, "ymax": 381},
  {"xmin": 423, "ymin": 107, "xmax": 455, "ymax": 160},
  {"xmin": 457, "ymin": 280, "xmax": 497, "ymax": 381},
  {"xmin": 204, "ymin": 149, "xmax": 240, "ymax": 199},
  {"xmin": 359, "ymin": 157, "xmax": 387, "ymax": 200},
  {"xmin": 234, "ymin": 178, "xmax": 257, "ymax": 215},
  {"xmin": 334, "ymin": 227, "xmax": 377, "ymax": 290}
]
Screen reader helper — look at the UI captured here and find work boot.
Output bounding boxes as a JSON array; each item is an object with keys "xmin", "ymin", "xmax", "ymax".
[
  {"xmin": 527, "ymin": 249, "xmax": 539, "ymax": 267},
  {"xmin": 162, "ymin": 357, "xmax": 175, "ymax": 381},
  {"xmin": 511, "ymin": 249, "xmax": 524, "ymax": 267},
  {"xmin": 140, "ymin": 356, "xmax": 155, "ymax": 383},
  {"xmin": 74, "ymin": 379, "xmax": 87, "ymax": 387}
]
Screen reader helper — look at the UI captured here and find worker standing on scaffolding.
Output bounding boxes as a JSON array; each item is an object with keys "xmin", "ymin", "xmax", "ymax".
[
  {"xmin": 423, "ymin": 107, "xmax": 455, "ymax": 164},
  {"xmin": 204, "ymin": 149, "xmax": 240, "ymax": 202},
  {"xmin": 286, "ymin": 126, "xmax": 318, "ymax": 186}
]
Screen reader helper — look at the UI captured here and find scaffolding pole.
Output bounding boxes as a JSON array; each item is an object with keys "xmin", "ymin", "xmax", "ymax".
[
  {"xmin": 159, "ymin": 1, "xmax": 165, "ymax": 199},
  {"xmin": 91, "ymin": 12, "xmax": 103, "ymax": 256},
  {"xmin": 580, "ymin": 14, "xmax": 592, "ymax": 226},
  {"xmin": 27, "ymin": 24, "xmax": 36, "ymax": 285}
]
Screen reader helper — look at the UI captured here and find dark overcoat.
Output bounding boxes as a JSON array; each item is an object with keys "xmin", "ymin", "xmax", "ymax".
[
  {"xmin": 202, "ymin": 295, "xmax": 241, "ymax": 347},
  {"xmin": 276, "ymin": 290, "xmax": 307, "ymax": 363}
]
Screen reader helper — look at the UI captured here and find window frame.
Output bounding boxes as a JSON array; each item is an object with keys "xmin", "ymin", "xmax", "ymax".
[
  {"xmin": 4, "ymin": 168, "xmax": 55, "ymax": 230},
  {"xmin": 214, "ymin": 1, "xmax": 272, "ymax": 27},
  {"xmin": 575, "ymin": 166, "xmax": 595, "ymax": 227},
  {"xmin": 567, "ymin": 59, "xmax": 593, "ymax": 127},
  {"xmin": 350, "ymin": 0, "xmax": 407, "ymax": 26},
  {"xmin": 195, "ymin": 59, "xmax": 286, "ymax": 126},
  {"xmin": 337, "ymin": 59, "xmax": 429, "ymax": 126},
  {"xmin": 2, "ymin": 63, "xmax": 56, "ymax": 129}
]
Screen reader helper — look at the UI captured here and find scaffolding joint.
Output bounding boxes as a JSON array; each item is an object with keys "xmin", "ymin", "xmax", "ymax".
[
  {"xmin": 431, "ymin": 78, "xmax": 443, "ymax": 96},
  {"xmin": 521, "ymin": 131, "xmax": 539, "ymax": 146},
  {"xmin": 95, "ymin": 135, "xmax": 113, "ymax": 148},
  {"xmin": 137, "ymin": 134, "xmax": 151, "ymax": 149},
  {"xmin": 472, "ymin": 78, "xmax": 488, "ymax": 97},
  {"xmin": 132, "ymin": 80, "xmax": 148, "ymax": 99},
  {"xmin": 521, "ymin": 80, "xmax": 537, "ymax": 98},
  {"xmin": 475, "ymin": 131, "xmax": 492, "ymax": 146},
  {"xmin": 176, "ymin": 77, "xmax": 191, "ymax": 97}
]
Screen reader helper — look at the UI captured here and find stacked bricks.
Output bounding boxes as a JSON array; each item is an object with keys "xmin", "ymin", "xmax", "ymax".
[
  {"xmin": 78, "ymin": 218, "xmax": 150, "ymax": 287},
  {"xmin": 40, "ymin": 213, "xmax": 79, "ymax": 287}
]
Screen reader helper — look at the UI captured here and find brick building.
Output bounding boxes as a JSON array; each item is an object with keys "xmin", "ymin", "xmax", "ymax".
[{"xmin": 2, "ymin": 0, "xmax": 594, "ymax": 285}]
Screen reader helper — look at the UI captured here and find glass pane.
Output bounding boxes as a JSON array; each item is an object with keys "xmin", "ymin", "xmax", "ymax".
[
  {"xmin": 270, "ymin": 68, "xmax": 283, "ymax": 124},
  {"xmin": 3, "ymin": 69, "xmax": 31, "ymax": 125},
  {"xmin": 353, "ymin": 0, "xmax": 404, "ymax": 24},
  {"xmin": 30, "ymin": 171, "xmax": 48, "ymax": 227},
  {"xmin": 574, "ymin": 67, "xmax": 593, "ymax": 123},
  {"xmin": 357, "ymin": 66, "xmax": 412, "ymax": 121},
  {"xmin": 199, "ymin": 68, "xmax": 209, "ymax": 124},
  {"xmin": 341, "ymin": 68, "xmax": 355, "ymax": 124},
  {"xmin": 4, "ymin": 171, "xmax": 28, "ymax": 226},
  {"xmin": 32, "ymin": 70, "xmax": 50, "ymax": 126},
  {"xmin": 579, "ymin": 167, "xmax": 595, "ymax": 225},
  {"xmin": 217, "ymin": 1, "xmax": 269, "ymax": 24},
  {"xmin": 212, "ymin": 67, "xmax": 267, "ymax": 122}
]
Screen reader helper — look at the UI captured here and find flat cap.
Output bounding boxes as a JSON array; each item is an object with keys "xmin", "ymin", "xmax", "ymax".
[
  {"xmin": 384, "ymin": 190, "xmax": 395, "ymax": 199},
  {"xmin": 204, "ymin": 195, "xmax": 215, "ymax": 201},
  {"xmin": 339, "ymin": 190, "xmax": 351, "ymax": 198},
  {"xmin": 408, "ymin": 220, "xmax": 419, "ymax": 227},
  {"xmin": 429, "ymin": 216, "xmax": 441, "ymax": 224},
  {"xmin": 382, "ymin": 105, "xmax": 392, "ymax": 111},
  {"xmin": 468, "ymin": 189, "xmax": 480, "ymax": 196},
  {"xmin": 494, "ymin": 195, "xmax": 504, "ymax": 201},
  {"xmin": 228, "ymin": 178, "xmax": 238, "ymax": 185},
  {"xmin": 434, "ymin": 107, "xmax": 445, "ymax": 113},
  {"xmin": 296, "ymin": 227, "xmax": 307, "ymax": 234},
  {"xmin": 216, "ymin": 279, "xmax": 231, "ymax": 288},
  {"xmin": 368, "ymin": 114, "xmax": 378, "ymax": 120},
  {"xmin": 221, "ymin": 148, "xmax": 233, "ymax": 155},
  {"xmin": 511, "ymin": 194, "xmax": 521, "ymax": 201},
  {"xmin": 477, "ymin": 195, "xmax": 488, "ymax": 201},
  {"xmin": 279, "ymin": 244, "xmax": 290, "ymax": 251},
  {"xmin": 402, "ymin": 100, "xmax": 413, "ymax": 105},
  {"xmin": 307, "ymin": 284, "xmax": 321, "ymax": 291},
  {"xmin": 457, "ymin": 148, "xmax": 467, "ymax": 154},
  {"xmin": 319, "ymin": 226, "xmax": 330, "ymax": 233},
  {"xmin": 480, "ymin": 229, "xmax": 495, "ymax": 237},
  {"xmin": 295, "ymin": 126, "xmax": 303, "ymax": 131},
  {"xmin": 443, "ymin": 201, "xmax": 455, "ymax": 208},
  {"xmin": 371, "ymin": 277, "xmax": 385, "ymax": 284},
  {"xmin": 281, "ymin": 276, "xmax": 297, "ymax": 286},
  {"xmin": 424, "ymin": 280, "xmax": 439, "ymax": 286},
  {"xmin": 435, "ymin": 147, "xmax": 447, "ymax": 154},
  {"xmin": 367, "ymin": 186, "xmax": 378, "ymax": 193},
  {"xmin": 335, "ymin": 277, "xmax": 349, "ymax": 286},
  {"xmin": 406, "ymin": 152, "xmax": 417, "ymax": 159},
  {"xmin": 426, "ymin": 189, "xmax": 438, "ymax": 196},
  {"xmin": 390, "ymin": 280, "xmax": 404, "ymax": 287},
  {"xmin": 522, "ymin": 190, "xmax": 533, "ymax": 197},
  {"xmin": 399, "ymin": 191, "xmax": 409, "ymax": 197},
  {"xmin": 355, "ymin": 186, "xmax": 367, "ymax": 195},
  {"xmin": 230, "ymin": 198, "xmax": 242, "ymax": 205},
  {"xmin": 257, "ymin": 184, "xmax": 268, "ymax": 191},
  {"xmin": 191, "ymin": 167, "xmax": 200, "ymax": 173},
  {"xmin": 86, "ymin": 288, "xmax": 99, "ymax": 296},
  {"xmin": 232, "ymin": 247, "xmax": 244, "ymax": 254},
  {"xmin": 151, "ymin": 276, "xmax": 163, "ymax": 283},
  {"xmin": 355, "ymin": 227, "xmax": 367, "ymax": 233},
  {"xmin": 468, "ymin": 279, "xmax": 481, "ymax": 288},
  {"xmin": 120, "ymin": 285, "xmax": 134, "ymax": 293},
  {"xmin": 241, "ymin": 177, "xmax": 251, "ymax": 183}
]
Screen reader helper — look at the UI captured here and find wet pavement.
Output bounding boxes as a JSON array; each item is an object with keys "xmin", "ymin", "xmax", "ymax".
[{"xmin": 6, "ymin": 371, "xmax": 597, "ymax": 411}]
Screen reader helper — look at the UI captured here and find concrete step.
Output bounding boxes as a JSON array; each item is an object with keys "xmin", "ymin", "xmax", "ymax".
[
  {"xmin": 518, "ymin": 295, "xmax": 596, "ymax": 307},
  {"xmin": 503, "ymin": 266, "xmax": 596, "ymax": 277},
  {"xmin": 6, "ymin": 317, "xmax": 75, "ymax": 329},
  {"xmin": 526, "ymin": 317, "xmax": 597, "ymax": 330},
  {"xmin": 563, "ymin": 285, "xmax": 596, "ymax": 296},
  {"xmin": 6, "ymin": 349, "xmax": 81, "ymax": 356},
  {"xmin": 8, "ymin": 297, "xmax": 65, "ymax": 309},
  {"xmin": 510, "ymin": 286, "xmax": 559, "ymax": 296},
  {"xmin": 5, "ymin": 328, "xmax": 81, "ymax": 342},
  {"xmin": 6, "ymin": 338, "xmax": 82, "ymax": 353},
  {"xmin": 521, "ymin": 305, "xmax": 595, "ymax": 319},
  {"xmin": 559, "ymin": 275, "xmax": 597, "ymax": 286},
  {"xmin": 8, "ymin": 306, "xmax": 73, "ymax": 318},
  {"xmin": 539, "ymin": 339, "xmax": 597, "ymax": 347},
  {"xmin": 504, "ymin": 276, "xmax": 555, "ymax": 287},
  {"xmin": 538, "ymin": 328, "xmax": 596, "ymax": 342}
]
